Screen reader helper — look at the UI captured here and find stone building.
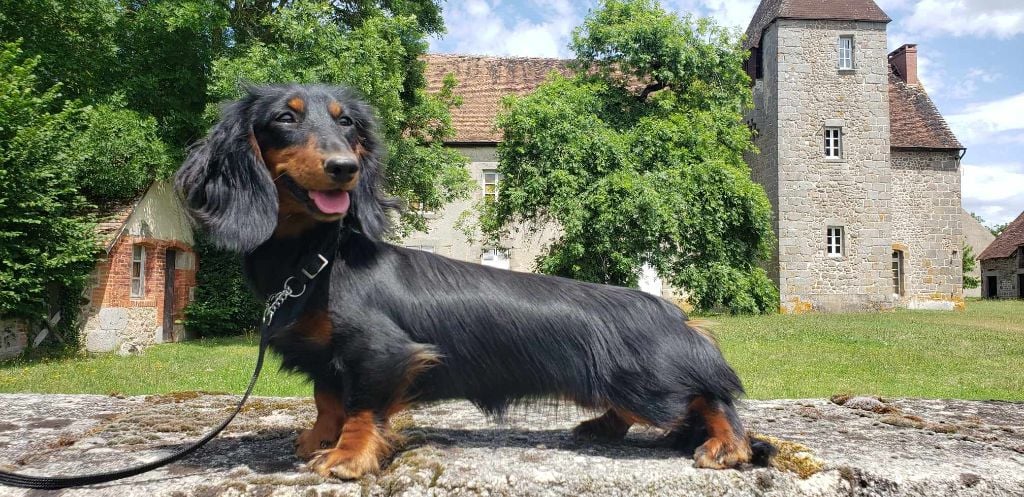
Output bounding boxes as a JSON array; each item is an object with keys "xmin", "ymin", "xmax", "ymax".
[
  {"xmin": 742, "ymin": 0, "xmax": 968, "ymax": 312},
  {"xmin": 978, "ymin": 211, "xmax": 1024, "ymax": 299},
  {"xmin": 408, "ymin": 0, "xmax": 982, "ymax": 312},
  {"xmin": 80, "ymin": 181, "xmax": 198, "ymax": 354}
]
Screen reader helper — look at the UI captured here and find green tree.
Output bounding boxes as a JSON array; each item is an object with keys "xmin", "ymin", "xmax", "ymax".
[
  {"xmin": 488, "ymin": 0, "xmax": 777, "ymax": 314},
  {"xmin": 962, "ymin": 243, "xmax": 979, "ymax": 290},
  {"xmin": 0, "ymin": 42, "xmax": 175, "ymax": 328},
  {"xmin": 0, "ymin": 43, "xmax": 97, "ymax": 324}
]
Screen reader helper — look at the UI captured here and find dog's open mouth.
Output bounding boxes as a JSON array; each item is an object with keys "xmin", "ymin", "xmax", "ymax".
[{"xmin": 280, "ymin": 175, "xmax": 351, "ymax": 217}]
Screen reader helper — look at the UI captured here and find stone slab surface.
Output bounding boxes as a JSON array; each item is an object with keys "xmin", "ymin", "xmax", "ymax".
[{"xmin": 0, "ymin": 394, "xmax": 1022, "ymax": 496}]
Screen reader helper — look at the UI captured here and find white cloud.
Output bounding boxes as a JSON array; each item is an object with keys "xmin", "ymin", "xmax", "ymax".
[
  {"xmin": 432, "ymin": 0, "xmax": 580, "ymax": 58},
  {"xmin": 902, "ymin": 0, "xmax": 1024, "ymax": 39},
  {"xmin": 962, "ymin": 162, "xmax": 1024, "ymax": 225},
  {"xmin": 946, "ymin": 92, "xmax": 1024, "ymax": 146},
  {"xmin": 688, "ymin": 0, "xmax": 760, "ymax": 29}
]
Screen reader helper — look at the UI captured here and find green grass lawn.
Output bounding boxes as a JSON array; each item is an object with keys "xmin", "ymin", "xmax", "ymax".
[{"xmin": 1, "ymin": 299, "xmax": 1022, "ymax": 400}]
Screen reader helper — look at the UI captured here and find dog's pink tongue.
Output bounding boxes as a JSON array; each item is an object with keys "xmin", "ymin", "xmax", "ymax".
[{"xmin": 309, "ymin": 190, "xmax": 351, "ymax": 215}]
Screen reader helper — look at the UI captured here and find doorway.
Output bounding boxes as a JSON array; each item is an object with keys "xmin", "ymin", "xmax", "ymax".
[
  {"xmin": 163, "ymin": 249, "xmax": 177, "ymax": 342},
  {"xmin": 986, "ymin": 276, "xmax": 998, "ymax": 298}
]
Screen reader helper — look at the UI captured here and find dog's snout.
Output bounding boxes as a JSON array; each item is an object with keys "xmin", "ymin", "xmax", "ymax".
[{"xmin": 324, "ymin": 157, "xmax": 359, "ymax": 182}]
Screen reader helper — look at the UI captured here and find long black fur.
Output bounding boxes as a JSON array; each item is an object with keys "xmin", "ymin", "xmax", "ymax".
[{"xmin": 176, "ymin": 84, "xmax": 772, "ymax": 468}]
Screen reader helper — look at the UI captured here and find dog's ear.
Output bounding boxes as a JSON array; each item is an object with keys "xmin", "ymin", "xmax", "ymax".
[
  {"xmin": 345, "ymin": 95, "xmax": 401, "ymax": 240},
  {"xmin": 175, "ymin": 98, "xmax": 278, "ymax": 252}
]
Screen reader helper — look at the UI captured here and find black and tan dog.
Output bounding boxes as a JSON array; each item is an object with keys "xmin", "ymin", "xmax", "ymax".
[{"xmin": 175, "ymin": 84, "xmax": 774, "ymax": 479}]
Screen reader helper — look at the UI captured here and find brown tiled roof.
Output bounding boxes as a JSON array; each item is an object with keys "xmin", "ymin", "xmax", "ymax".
[
  {"xmin": 744, "ymin": 0, "xmax": 891, "ymax": 49},
  {"xmin": 888, "ymin": 68, "xmax": 963, "ymax": 150},
  {"xmin": 423, "ymin": 54, "xmax": 571, "ymax": 143},
  {"xmin": 426, "ymin": 53, "xmax": 962, "ymax": 152},
  {"xmin": 979, "ymin": 210, "xmax": 1024, "ymax": 261},
  {"xmin": 93, "ymin": 197, "xmax": 142, "ymax": 252}
]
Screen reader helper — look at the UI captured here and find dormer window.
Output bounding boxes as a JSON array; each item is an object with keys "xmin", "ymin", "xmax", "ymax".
[{"xmin": 838, "ymin": 36, "xmax": 854, "ymax": 71}]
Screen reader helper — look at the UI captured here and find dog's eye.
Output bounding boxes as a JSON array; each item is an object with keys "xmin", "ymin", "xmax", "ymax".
[
  {"xmin": 275, "ymin": 112, "xmax": 297, "ymax": 123},
  {"xmin": 337, "ymin": 116, "xmax": 353, "ymax": 127}
]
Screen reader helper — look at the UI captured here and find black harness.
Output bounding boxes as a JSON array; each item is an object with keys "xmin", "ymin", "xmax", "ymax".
[{"xmin": 0, "ymin": 230, "xmax": 341, "ymax": 490}]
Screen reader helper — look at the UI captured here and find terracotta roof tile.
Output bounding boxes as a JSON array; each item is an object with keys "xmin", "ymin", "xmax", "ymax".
[
  {"xmin": 888, "ymin": 68, "xmax": 963, "ymax": 150},
  {"xmin": 744, "ymin": 0, "xmax": 891, "ymax": 49},
  {"xmin": 423, "ymin": 54, "xmax": 571, "ymax": 143},
  {"xmin": 979, "ymin": 210, "xmax": 1024, "ymax": 261}
]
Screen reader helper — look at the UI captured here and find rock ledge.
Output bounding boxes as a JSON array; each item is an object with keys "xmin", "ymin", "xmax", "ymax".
[{"xmin": 0, "ymin": 394, "xmax": 1022, "ymax": 496}]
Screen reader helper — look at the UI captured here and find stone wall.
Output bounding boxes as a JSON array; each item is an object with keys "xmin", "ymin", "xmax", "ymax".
[
  {"xmin": 981, "ymin": 256, "xmax": 1023, "ymax": 299},
  {"xmin": 771, "ymin": 20, "xmax": 894, "ymax": 312},
  {"xmin": 0, "ymin": 318, "xmax": 28, "ymax": 360},
  {"xmin": 890, "ymin": 150, "xmax": 963, "ymax": 309}
]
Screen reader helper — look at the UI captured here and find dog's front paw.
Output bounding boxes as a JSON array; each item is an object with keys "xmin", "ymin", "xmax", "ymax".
[
  {"xmin": 308, "ymin": 447, "xmax": 381, "ymax": 480},
  {"xmin": 295, "ymin": 428, "xmax": 337, "ymax": 460},
  {"xmin": 692, "ymin": 438, "xmax": 752, "ymax": 469}
]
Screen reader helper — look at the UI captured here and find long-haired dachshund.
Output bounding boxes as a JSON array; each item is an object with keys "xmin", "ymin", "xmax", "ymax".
[{"xmin": 175, "ymin": 84, "xmax": 774, "ymax": 479}]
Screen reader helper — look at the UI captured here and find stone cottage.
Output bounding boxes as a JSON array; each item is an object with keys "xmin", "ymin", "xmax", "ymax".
[
  {"xmin": 978, "ymin": 211, "xmax": 1024, "ymax": 299},
  {"xmin": 80, "ymin": 180, "xmax": 198, "ymax": 354},
  {"xmin": 742, "ymin": 0, "xmax": 971, "ymax": 312}
]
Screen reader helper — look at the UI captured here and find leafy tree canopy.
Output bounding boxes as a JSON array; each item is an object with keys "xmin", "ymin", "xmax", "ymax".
[{"xmin": 488, "ymin": 0, "xmax": 777, "ymax": 314}]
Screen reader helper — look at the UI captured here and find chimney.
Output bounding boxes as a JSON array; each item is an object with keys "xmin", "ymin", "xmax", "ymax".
[{"xmin": 889, "ymin": 44, "xmax": 918, "ymax": 86}]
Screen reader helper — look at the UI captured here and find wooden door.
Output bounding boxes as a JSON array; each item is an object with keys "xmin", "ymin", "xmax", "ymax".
[{"xmin": 163, "ymin": 249, "xmax": 177, "ymax": 342}]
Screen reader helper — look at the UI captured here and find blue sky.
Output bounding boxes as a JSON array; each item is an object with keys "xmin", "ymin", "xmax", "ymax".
[{"xmin": 429, "ymin": 0, "xmax": 1024, "ymax": 227}]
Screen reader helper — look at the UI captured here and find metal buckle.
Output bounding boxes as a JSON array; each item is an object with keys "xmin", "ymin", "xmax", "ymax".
[{"xmin": 301, "ymin": 254, "xmax": 330, "ymax": 280}]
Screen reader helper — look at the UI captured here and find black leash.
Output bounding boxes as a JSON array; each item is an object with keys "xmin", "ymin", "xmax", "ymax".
[{"xmin": 0, "ymin": 232, "xmax": 339, "ymax": 490}]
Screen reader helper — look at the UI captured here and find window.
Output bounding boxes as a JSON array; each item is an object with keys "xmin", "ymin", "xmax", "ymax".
[
  {"xmin": 838, "ymin": 36, "xmax": 854, "ymax": 70},
  {"xmin": 824, "ymin": 127, "xmax": 842, "ymax": 158},
  {"xmin": 1018, "ymin": 246, "xmax": 1024, "ymax": 269},
  {"xmin": 481, "ymin": 248, "xmax": 510, "ymax": 270},
  {"xmin": 130, "ymin": 245, "xmax": 146, "ymax": 298},
  {"xmin": 892, "ymin": 250, "xmax": 905, "ymax": 296},
  {"xmin": 405, "ymin": 244, "xmax": 435, "ymax": 254},
  {"xmin": 408, "ymin": 200, "xmax": 434, "ymax": 217},
  {"xmin": 482, "ymin": 169, "xmax": 501, "ymax": 203},
  {"xmin": 826, "ymin": 226, "xmax": 844, "ymax": 257}
]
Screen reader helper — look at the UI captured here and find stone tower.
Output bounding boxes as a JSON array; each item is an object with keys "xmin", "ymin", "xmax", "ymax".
[{"xmin": 743, "ymin": 0, "xmax": 964, "ymax": 312}]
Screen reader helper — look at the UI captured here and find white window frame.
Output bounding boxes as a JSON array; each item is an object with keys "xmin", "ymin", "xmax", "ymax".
[
  {"xmin": 481, "ymin": 248, "xmax": 510, "ymax": 270},
  {"xmin": 892, "ymin": 250, "xmax": 905, "ymax": 296},
  {"xmin": 481, "ymin": 169, "xmax": 501, "ymax": 203},
  {"xmin": 838, "ymin": 36, "xmax": 854, "ymax": 70},
  {"xmin": 130, "ymin": 244, "xmax": 146, "ymax": 299},
  {"xmin": 826, "ymin": 226, "xmax": 844, "ymax": 257},
  {"xmin": 824, "ymin": 126, "xmax": 842, "ymax": 159}
]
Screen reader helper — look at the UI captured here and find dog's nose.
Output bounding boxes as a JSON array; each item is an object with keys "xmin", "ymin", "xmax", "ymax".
[{"xmin": 324, "ymin": 157, "xmax": 359, "ymax": 182}]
